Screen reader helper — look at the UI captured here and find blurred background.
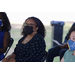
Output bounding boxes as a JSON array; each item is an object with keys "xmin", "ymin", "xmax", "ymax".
[{"xmin": 6, "ymin": 12, "xmax": 74, "ymax": 62}]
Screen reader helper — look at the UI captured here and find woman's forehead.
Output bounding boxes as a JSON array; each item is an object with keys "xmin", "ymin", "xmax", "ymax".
[
  {"xmin": 70, "ymin": 31, "xmax": 75, "ymax": 36},
  {"xmin": 26, "ymin": 18, "xmax": 35, "ymax": 22}
]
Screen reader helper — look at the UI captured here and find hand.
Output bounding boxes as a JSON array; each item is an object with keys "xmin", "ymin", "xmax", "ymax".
[
  {"xmin": 59, "ymin": 43, "xmax": 68, "ymax": 49},
  {"xmin": 8, "ymin": 58, "xmax": 15, "ymax": 62},
  {"xmin": 2, "ymin": 54, "xmax": 16, "ymax": 62},
  {"xmin": 2, "ymin": 58, "xmax": 15, "ymax": 62},
  {"xmin": 2, "ymin": 58, "xmax": 9, "ymax": 62}
]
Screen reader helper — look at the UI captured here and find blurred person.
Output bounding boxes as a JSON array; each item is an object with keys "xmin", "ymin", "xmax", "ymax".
[
  {"xmin": 0, "ymin": 12, "xmax": 11, "ymax": 61},
  {"xmin": 61, "ymin": 29, "xmax": 75, "ymax": 62},
  {"xmin": 46, "ymin": 23, "xmax": 75, "ymax": 62},
  {"xmin": 2, "ymin": 16, "xmax": 46, "ymax": 62}
]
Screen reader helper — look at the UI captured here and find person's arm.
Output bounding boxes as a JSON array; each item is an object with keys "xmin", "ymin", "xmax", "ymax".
[
  {"xmin": 6, "ymin": 53, "xmax": 16, "ymax": 59},
  {"xmin": 0, "ymin": 31, "xmax": 10, "ymax": 53},
  {"xmin": 2, "ymin": 37, "xmax": 23, "ymax": 62},
  {"xmin": 61, "ymin": 57, "xmax": 64, "ymax": 62}
]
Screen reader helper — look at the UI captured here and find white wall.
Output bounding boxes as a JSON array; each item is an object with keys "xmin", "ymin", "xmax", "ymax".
[{"xmin": 6, "ymin": 12, "xmax": 75, "ymax": 25}]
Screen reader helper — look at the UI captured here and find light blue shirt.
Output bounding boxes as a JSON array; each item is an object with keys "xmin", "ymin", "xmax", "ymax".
[{"xmin": 63, "ymin": 50, "xmax": 75, "ymax": 62}]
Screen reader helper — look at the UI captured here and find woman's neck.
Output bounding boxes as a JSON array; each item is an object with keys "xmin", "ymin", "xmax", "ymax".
[
  {"xmin": 27, "ymin": 32, "xmax": 37, "ymax": 37},
  {"xmin": 22, "ymin": 32, "xmax": 37, "ymax": 44}
]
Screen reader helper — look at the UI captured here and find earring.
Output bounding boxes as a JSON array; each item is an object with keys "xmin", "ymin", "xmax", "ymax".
[
  {"xmin": 35, "ymin": 32, "xmax": 37, "ymax": 33},
  {"xmin": 34, "ymin": 30, "xmax": 37, "ymax": 33}
]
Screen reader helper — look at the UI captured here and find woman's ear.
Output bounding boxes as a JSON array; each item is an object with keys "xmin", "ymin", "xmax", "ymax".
[
  {"xmin": 34, "ymin": 27, "xmax": 38, "ymax": 33},
  {"xmin": 36, "ymin": 27, "xmax": 38, "ymax": 31}
]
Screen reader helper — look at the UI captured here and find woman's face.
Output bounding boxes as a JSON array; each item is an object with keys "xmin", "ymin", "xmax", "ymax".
[
  {"xmin": 70, "ymin": 31, "xmax": 75, "ymax": 41},
  {"xmin": 25, "ymin": 18, "xmax": 38, "ymax": 32}
]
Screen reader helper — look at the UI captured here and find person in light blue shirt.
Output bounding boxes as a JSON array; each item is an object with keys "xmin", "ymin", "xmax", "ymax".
[
  {"xmin": 62, "ymin": 50, "xmax": 75, "ymax": 62},
  {"xmin": 46, "ymin": 23, "xmax": 75, "ymax": 62},
  {"xmin": 0, "ymin": 12, "xmax": 11, "ymax": 61},
  {"xmin": 61, "ymin": 29, "xmax": 75, "ymax": 62}
]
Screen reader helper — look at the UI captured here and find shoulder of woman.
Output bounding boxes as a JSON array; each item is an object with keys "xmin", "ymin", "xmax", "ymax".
[
  {"xmin": 36, "ymin": 34, "xmax": 44, "ymax": 39},
  {"xmin": 35, "ymin": 34, "xmax": 46, "ymax": 44},
  {"xmin": 5, "ymin": 31, "xmax": 10, "ymax": 34},
  {"xmin": 34, "ymin": 34, "xmax": 45, "ymax": 42},
  {"xmin": 4, "ymin": 31, "xmax": 11, "ymax": 37}
]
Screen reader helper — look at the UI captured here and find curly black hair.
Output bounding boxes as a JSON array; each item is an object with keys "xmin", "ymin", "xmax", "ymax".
[
  {"xmin": 21, "ymin": 17, "xmax": 46, "ymax": 38},
  {"xmin": 0, "ymin": 12, "xmax": 11, "ymax": 31}
]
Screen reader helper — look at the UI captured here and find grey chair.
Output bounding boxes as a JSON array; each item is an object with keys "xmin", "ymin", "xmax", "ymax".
[{"xmin": 41, "ymin": 51, "xmax": 48, "ymax": 62}]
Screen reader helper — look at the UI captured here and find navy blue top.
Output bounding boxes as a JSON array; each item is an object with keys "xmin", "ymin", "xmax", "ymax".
[
  {"xmin": 0, "ymin": 30, "xmax": 5, "ymax": 60},
  {"xmin": 14, "ymin": 34, "xmax": 46, "ymax": 62}
]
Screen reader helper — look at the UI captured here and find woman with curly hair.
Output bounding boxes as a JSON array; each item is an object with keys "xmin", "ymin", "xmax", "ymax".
[
  {"xmin": 0, "ymin": 12, "xmax": 11, "ymax": 61},
  {"xmin": 2, "ymin": 16, "xmax": 46, "ymax": 62}
]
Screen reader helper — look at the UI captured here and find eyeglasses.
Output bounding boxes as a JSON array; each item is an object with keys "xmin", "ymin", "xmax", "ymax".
[{"xmin": 24, "ymin": 23, "xmax": 37, "ymax": 27}]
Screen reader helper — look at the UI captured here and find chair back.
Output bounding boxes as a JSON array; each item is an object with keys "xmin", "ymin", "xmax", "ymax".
[
  {"xmin": 41, "ymin": 51, "xmax": 48, "ymax": 62},
  {"xmin": 3, "ymin": 38, "xmax": 14, "ymax": 59}
]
